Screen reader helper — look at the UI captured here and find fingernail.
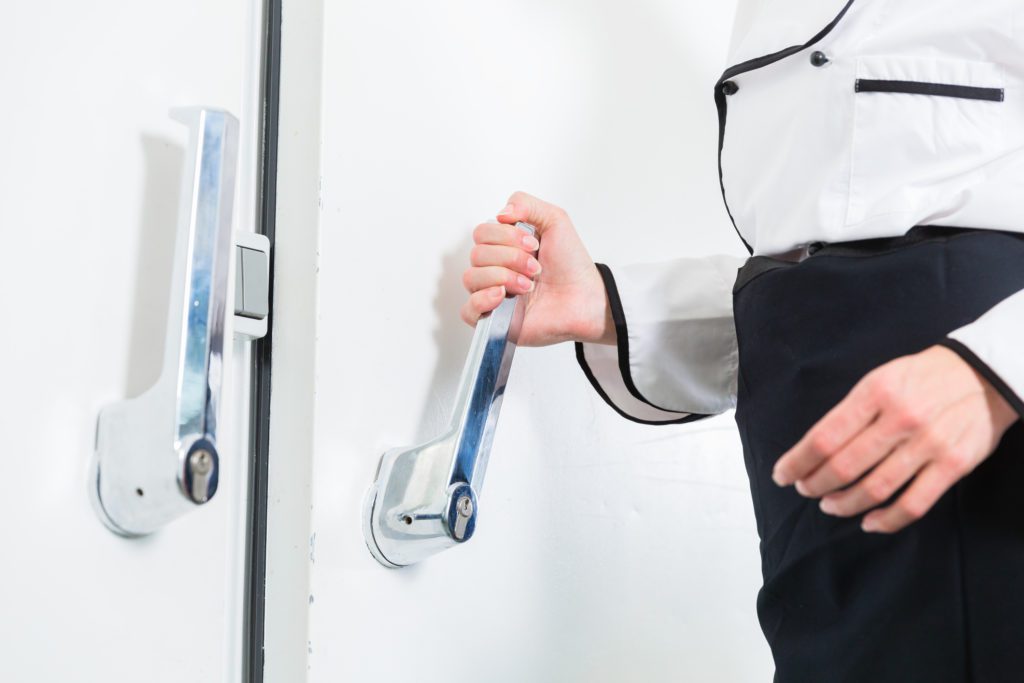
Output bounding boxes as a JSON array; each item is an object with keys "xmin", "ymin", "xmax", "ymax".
[
  {"xmin": 527, "ymin": 257, "xmax": 542, "ymax": 275},
  {"xmin": 522, "ymin": 234, "xmax": 540, "ymax": 251},
  {"xmin": 819, "ymin": 498, "xmax": 836, "ymax": 515},
  {"xmin": 494, "ymin": 286, "xmax": 507, "ymax": 299},
  {"xmin": 794, "ymin": 481, "xmax": 809, "ymax": 496},
  {"xmin": 498, "ymin": 203, "xmax": 515, "ymax": 217},
  {"xmin": 772, "ymin": 469, "xmax": 788, "ymax": 486},
  {"xmin": 861, "ymin": 517, "xmax": 880, "ymax": 533},
  {"xmin": 517, "ymin": 275, "xmax": 534, "ymax": 291}
]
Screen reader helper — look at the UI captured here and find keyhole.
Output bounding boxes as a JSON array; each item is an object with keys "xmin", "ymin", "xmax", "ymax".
[
  {"xmin": 135, "ymin": 488, "xmax": 144, "ymax": 497},
  {"xmin": 402, "ymin": 516, "xmax": 413, "ymax": 525}
]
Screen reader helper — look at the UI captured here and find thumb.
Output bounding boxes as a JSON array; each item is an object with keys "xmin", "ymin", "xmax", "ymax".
[{"xmin": 496, "ymin": 191, "xmax": 561, "ymax": 236}]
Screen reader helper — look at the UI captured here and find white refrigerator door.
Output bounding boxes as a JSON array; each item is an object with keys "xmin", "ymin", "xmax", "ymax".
[
  {"xmin": 0, "ymin": 1, "xmax": 262, "ymax": 680},
  {"xmin": 268, "ymin": 1, "xmax": 774, "ymax": 681}
]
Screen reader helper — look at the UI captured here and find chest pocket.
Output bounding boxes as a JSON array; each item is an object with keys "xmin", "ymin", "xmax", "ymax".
[{"xmin": 846, "ymin": 56, "xmax": 1007, "ymax": 227}]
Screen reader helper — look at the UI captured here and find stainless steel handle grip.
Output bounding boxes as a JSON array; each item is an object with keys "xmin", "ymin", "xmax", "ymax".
[
  {"xmin": 90, "ymin": 108, "xmax": 239, "ymax": 536},
  {"xmin": 362, "ymin": 222, "xmax": 536, "ymax": 567}
]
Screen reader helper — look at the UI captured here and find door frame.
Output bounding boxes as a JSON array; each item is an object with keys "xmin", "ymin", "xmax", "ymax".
[
  {"xmin": 243, "ymin": 0, "xmax": 283, "ymax": 680},
  {"xmin": 248, "ymin": 0, "xmax": 326, "ymax": 679}
]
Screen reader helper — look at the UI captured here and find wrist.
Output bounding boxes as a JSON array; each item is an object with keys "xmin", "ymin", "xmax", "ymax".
[
  {"xmin": 981, "ymin": 378, "xmax": 1020, "ymax": 432},
  {"xmin": 932, "ymin": 345, "xmax": 1019, "ymax": 432},
  {"xmin": 570, "ymin": 263, "xmax": 616, "ymax": 345},
  {"xmin": 934, "ymin": 341, "xmax": 1022, "ymax": 428}
]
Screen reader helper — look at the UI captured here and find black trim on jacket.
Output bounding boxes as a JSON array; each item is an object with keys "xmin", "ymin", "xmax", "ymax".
[
  {"xmin": 855, "ymin": 79, "xmax": 1005, "ymax": 102},
  {"xmin": 574, "ymin": 343, "xmax": 708, "ymax": 426},
  {"xmin": 574, "ymin": 263, "xmax": 711, "ymax": 426},
  {"xmin": 715, "ymin": 0, "xmax": 858, "ymax": 254}
]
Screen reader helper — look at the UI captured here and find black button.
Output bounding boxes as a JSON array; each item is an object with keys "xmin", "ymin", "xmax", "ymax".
[
  {"xmin": 810, "ymin": 51, "xmax": 830, "ymax": 67},
  {"xmin": 721, "ymin": 80, "xmax": 739, "ymax": 96}
]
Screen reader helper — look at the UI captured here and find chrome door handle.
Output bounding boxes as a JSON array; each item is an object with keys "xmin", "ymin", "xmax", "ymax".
[
  {"xmin": 362, "ymin": 222, "xmax": 536, "ymax": 567},
  {"xmin": 91, "ymin": 108, "xmax": 239, "ymax": 536}
]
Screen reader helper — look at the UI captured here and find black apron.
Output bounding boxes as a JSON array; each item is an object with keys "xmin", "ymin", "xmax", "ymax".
[{"xmin": 732, "ymin": 226, "xmax": 1024, "ymax": 682}]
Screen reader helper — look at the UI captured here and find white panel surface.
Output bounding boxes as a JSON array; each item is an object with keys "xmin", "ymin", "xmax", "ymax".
[
  {"xmin": 0, "ymin": 2, "xmax": 260, "ymax": 680},
  {"xmin": 300, "ymin": 0, "xmax": 773, "ymax": 680}
]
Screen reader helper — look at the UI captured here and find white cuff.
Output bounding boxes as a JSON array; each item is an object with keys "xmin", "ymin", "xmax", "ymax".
[{"xmin": 576, "ymin": 258, "xmax": 742, "ymax": 425}]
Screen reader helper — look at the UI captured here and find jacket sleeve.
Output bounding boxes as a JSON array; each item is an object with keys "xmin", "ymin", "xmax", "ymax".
[
  {"xmin": 575, "ymin": 255, "xmax": 744, "ymax": 425},
  {"xmin": 940, "ymin": 289, "xmax": 1024, "ymax": 419}
]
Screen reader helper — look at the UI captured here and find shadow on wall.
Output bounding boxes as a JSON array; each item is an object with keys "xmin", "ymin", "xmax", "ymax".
[
  {"xmin": 412, "ymin": 234, "xmax": 475, "ymax": 444},
  {"xmin": 123, "ymin": 135, "xmax": 183, "ymax": 398}
]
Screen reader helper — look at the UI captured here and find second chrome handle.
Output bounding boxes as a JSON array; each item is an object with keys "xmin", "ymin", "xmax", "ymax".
[
  {"xmin": 362, "ymin": 222, "xmax": 535, "ymax": 567},
  {"xmin": 91, "ymin": 108, "xmax": 238, "ymax": 536}
]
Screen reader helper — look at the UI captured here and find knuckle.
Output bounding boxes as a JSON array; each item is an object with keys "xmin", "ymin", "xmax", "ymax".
[
  {"xmin": 469, "ymin": 245, "xmax": 485, "ymax": 265},
  {"xmin": 899, "ymin": 499, "xmax": 926, "ymax": 521},
  {"xmin": 894, "ymin": 403, "xmax": 926, "ymax": 431},
  {"xmin": 933, "ymin": 441, "xmax": 955, "ymax": 464},
  {"xmin": 829, "ymin": 459, "xmax": 856, "ymax": 482},
  {"xmin": 943, "ymin": 446, "xmax": 973, "ymax": 476},
  {"xmin": 472, "ymin": 224, "xmax": 488, "ymax": 243},
  {"xmin": 863, "ymin": 477, "xmax": 891, "ymax": 505},
  {"xmin": 515, "ymin": 250, "xmax": 532, "ymax": 272},
  {"xmin": 471, "ymin": 292, "xmax": 493, "ymax": 314},
  {"xmin": 867, "ymin": 374, "xmax": 895, "ymax": 405},
  {"xmin": 937, "ymin": 444, "xmax": 962, "ymax": 471},
  {"xmin": 462, "ymin": 268, "xmax": 476, "ymax": 291},
  {"xmin": 916, "ymin": 427, "xmax": 942, "ymax": 452},
  {"xmin": 809, "ymin": 429, "xmax": 835, "ymax": 455}
]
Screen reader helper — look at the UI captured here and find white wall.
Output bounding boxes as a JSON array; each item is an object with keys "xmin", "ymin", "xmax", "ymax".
[{"xmin": 271, "ymin": 0, "xmax": 774, "ymax": 680}]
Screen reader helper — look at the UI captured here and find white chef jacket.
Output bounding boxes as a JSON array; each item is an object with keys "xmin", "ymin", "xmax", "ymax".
[{"xmin": 577, "ymin": 0, "xmax": 1024, "ymax": 424}]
